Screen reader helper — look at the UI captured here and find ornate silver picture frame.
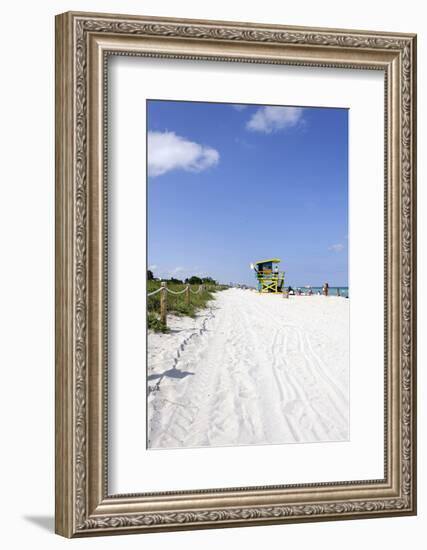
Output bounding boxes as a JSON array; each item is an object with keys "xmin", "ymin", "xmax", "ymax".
[{"xmin": 55, "ymin": 11, "xmax": 417, "ymax": 537}]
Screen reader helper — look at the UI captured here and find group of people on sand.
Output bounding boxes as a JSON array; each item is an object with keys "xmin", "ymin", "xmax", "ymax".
[{"xmin": 286, "ymin": 282, "xmax": 330, "ymax": 296}]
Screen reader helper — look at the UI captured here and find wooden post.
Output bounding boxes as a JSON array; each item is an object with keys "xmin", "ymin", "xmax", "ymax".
[
  {"xmin": 283, "ymin": 289, "xmax": 289, "ymax": 299},
  {"xmin": 160, "ymin": 281, "xmax": 167, "ymax": 326},
  {"xmin": 337, "ymin": 287, "xmax": 340, "ymax": 297},
  {"xmin": 185, "ymin": 285, "xmax": 190, "ymax": 307}
]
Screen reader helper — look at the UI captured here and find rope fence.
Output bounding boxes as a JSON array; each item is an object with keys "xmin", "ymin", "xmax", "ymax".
[
  {"xmin": 147, "ymin": 287, "xmax": 163, "ymax": 297},
  {"xmin": 147, "ymin": 284, "xmax": 205, "ymax": 297},
  {"xmin": 147, "ymin": 281, "xmax": 207, "ymax": 327},
  {"xmin": 189, "ymin": 287, "xmax": 203, "ymax": 295},
  {"xmin": 166, "ymin": 287, "xmax": 189, "ymax": 295}
]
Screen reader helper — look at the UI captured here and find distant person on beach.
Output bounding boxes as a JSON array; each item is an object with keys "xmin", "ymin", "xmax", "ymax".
[{"xmin": 323, "ymin": 282, "xmax": 329, "ymax": 296}]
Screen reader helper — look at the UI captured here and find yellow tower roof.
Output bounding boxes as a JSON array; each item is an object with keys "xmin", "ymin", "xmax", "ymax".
[{"xmin": 254, "ymin": 258, "xmax": 281, "ymax": 265}]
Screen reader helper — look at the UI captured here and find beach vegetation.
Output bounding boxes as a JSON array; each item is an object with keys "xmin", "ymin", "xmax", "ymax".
[{"xmin": 147, "ymin": 278, "xmax": 228, "ymax": 332}]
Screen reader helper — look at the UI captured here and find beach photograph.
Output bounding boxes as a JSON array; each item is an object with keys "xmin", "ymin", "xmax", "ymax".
[{"xmin": 146, "ymin": 100, "xmax": 349, "ymax": 450}]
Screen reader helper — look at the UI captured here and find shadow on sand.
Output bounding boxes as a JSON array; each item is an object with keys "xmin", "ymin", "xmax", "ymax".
[{"xmin": 147, "ymin": 366, "xmax": 194, "ymax": 381}]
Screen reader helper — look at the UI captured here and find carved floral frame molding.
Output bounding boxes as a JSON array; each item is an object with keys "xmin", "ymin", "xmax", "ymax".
[{"xmin": 55, "ymin": 11, "xmax": 417, "ymax": 537}]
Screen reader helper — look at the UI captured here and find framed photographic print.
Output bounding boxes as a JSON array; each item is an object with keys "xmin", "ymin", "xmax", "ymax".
[{"xmin": 55, "ymin": 11, "xmax": 417, "ymax": 537}]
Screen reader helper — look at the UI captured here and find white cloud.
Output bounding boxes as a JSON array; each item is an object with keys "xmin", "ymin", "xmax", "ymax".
[
  {"xmin": 246, "ymin": 106, "xmax": 304, "ymax": 133},
  {"xmin": 148, "ymin": 264, "xmax": 157, "ymax": 270},
  {"xmin": 232, "ymin": 104, "xmax": 248, "ymax": 111},
  {"xmin": 329, "ymin": 243, "xmax": 344, "ymax": 253},
  {"xmin": 148, "ymin": 131, "xmax": 219, "ymax": 177},
  {"xmin": 172, "ymin": 266, "xmax": 185, "ymax": 274},
  {"xmin": 234, "ymin": 136, "xmax": 255, "ymax": 150}
]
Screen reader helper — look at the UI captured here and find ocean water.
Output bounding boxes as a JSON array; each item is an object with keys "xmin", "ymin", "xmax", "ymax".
[{"xmin": 294, "ymin": 287, "xmax": 349, "ymax": 298}]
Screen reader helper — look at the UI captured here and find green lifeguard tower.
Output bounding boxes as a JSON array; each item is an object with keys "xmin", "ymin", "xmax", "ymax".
[{"xmin": 251, "ymin": 259, "xmax": 285, "ymax": 294}]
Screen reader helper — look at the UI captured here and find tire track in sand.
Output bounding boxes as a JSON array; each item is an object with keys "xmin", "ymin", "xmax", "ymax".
[{"xmin": 147, "ymin": 290, "xmax": 349, "ymax": 448}]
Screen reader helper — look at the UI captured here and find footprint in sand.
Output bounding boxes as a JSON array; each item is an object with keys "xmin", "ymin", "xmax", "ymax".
[
  {"xmin": 282, "ymin": 399, "xmax": 308, "ymax": 422},
  {"xmin": 238, "ymin": 386, "xmax": 255, "ymax": 399}
]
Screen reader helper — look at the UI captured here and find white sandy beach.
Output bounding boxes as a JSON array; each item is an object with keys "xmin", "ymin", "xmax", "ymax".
[{"xmin": 147, "ymin": 288, "xmax": 349, "ymax": 449}]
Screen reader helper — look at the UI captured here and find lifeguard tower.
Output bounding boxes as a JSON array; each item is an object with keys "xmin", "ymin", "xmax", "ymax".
[{"xmin": 251, "ymin": 259, "xmax": 285, "ymax": 293}]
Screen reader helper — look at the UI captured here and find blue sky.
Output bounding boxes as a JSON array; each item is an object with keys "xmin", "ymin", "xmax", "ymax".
[{"xmin": 147, "ymin": 100, "xmax": 348, "ymax": 287}]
